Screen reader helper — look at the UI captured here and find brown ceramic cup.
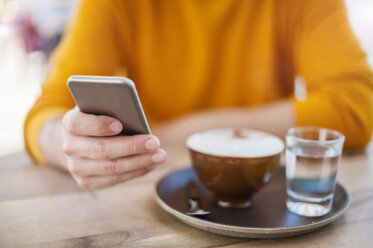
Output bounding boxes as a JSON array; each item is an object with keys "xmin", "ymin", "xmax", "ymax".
[{"xmin": 186, "ymin": 128, "xmax": 284, "ymax": 209}]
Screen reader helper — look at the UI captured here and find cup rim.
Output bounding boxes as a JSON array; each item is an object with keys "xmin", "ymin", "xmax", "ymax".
[
  {"xmin": 186, "ymin": 128, "xmax": 284, "ymax": 158},
  {"xmin": 188, "ymin": 147, "xmax": 283, "ymax": 159},
  {"xmin": 286, "ymin": 126, "xmax": 345, "ymax": 145}
]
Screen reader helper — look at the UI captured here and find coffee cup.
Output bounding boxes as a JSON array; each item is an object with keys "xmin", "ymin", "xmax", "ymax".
[{"xmin": 186, "ymin": 128, "xmax": 284, "ymax": 208}]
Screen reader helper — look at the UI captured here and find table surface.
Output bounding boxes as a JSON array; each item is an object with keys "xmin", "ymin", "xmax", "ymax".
[{"xmin": 0, "ymin": 145, "xmax": 372, "ymax": 248}]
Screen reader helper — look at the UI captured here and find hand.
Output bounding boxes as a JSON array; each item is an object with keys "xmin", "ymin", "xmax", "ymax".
[{"xmin": 61, "ymin": 107, "xmax": 166, "ymax": 190}]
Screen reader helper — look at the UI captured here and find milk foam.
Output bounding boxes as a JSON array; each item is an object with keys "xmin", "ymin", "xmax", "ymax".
[{"xmin": 186, "ymin": 128, "xmax": 284, "ymax": 158}]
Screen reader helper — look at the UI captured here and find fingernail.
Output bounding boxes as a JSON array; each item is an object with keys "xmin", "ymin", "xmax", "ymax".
[
  {"xmin": 109, "ymin": 122, "xmax": 122, "ymax": 133},
  {"xmin": 152, "ymin": 151, "xmax": 166, "ymax": 163},
  {"xmin": 145, "ymin": 138, "xmax": 160, "ymax": 151}
]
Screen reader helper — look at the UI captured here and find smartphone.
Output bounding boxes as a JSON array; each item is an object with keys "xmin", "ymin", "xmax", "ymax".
[{"xmin": 67, "ymin": 75, "xmax": 151, "ymax": 135}]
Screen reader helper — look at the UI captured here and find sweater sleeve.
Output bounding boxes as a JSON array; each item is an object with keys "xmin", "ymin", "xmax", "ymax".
[
  {"xmin": 24, "ymin": 0, "xmax": 123, "ymax": 164},
  {"xmin": 291, "ymin": 0, "xmax": 373, "ymax": 148}
]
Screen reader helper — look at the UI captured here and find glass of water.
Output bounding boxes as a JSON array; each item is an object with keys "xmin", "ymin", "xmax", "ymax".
[{"xmin": 285, "ymin": 127, "xmax": 345, "ymax": 217}]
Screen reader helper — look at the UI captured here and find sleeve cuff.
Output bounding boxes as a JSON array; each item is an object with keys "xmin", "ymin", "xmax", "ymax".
[
  {"xmin": 292, "ymin": 95, "xmax": 338, "ymax": 128},
  {"xmin": 24, "ymin": 107, "xmax": 70, "ymax": 165}
]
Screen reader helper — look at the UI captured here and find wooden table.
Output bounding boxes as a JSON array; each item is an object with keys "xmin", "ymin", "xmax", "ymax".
[{"xmin": 0, "ymin": 145, "xmax": 372, "ymax": 248}]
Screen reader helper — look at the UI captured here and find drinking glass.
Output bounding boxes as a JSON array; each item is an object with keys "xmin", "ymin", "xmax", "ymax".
[{"xmin": 285, "ymin": 127, "xmax": 345, "ymax": 217}]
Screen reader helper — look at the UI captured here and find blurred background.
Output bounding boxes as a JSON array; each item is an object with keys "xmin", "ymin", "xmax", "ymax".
[{"xmin": 0, "ymin": 0, "xmax": 372, "ymax": 156}]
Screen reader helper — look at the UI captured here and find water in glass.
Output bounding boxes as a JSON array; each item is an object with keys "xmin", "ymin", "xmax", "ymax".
[{"xmin": 286, "ymin": 144, "xmax": 339, "ymax": 217}]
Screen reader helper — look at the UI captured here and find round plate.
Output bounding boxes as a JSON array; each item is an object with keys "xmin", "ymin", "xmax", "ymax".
[{"xmin": 155, "ymin": 167, "xmax": 350, "ymax": 239}]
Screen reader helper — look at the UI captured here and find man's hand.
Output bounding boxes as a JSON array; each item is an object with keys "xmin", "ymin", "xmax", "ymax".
[{"xmin": 59, "ymin": 107, "xmax": 166, "ymax": 190}]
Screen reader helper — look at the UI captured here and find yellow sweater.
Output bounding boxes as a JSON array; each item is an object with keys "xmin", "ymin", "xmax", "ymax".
[{"xmin": 25, "ymin": 0, "xmax": 373, "ymax": 163}]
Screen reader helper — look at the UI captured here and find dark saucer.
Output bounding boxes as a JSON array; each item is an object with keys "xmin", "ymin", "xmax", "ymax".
[{"xmin": 155, "ymin": 167, "xmax": 350, "ymax": 238}]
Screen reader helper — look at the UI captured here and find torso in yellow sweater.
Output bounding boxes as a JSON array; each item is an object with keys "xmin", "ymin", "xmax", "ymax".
[{"xmin": 25, "ymin": 0, "xmax": 373, "ymax": 162}]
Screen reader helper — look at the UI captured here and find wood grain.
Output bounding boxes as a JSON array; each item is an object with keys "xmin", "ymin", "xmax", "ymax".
[{"xmin": 0, "ymin": 145, "xmax": 372, "ymax": 248}]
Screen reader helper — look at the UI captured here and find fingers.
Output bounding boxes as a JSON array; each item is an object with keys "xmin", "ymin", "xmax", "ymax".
[
  {"xmin": 73, "ymin": 167, "xmax": 153, "ymax": 190},
  {"xmin": 68, "ymin": 149, "xmax": 167, "ymax": 176},
  {"xmin": 61, "ymin": 108, "xmax": 166, "ymax": 190},
  {"xmin": 63, "ymin": 107, "xmax": 122, "ymax": 136},
  {"xmin": 63, "ymin": 133, "xmax": 160, "ymax": 160}
]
